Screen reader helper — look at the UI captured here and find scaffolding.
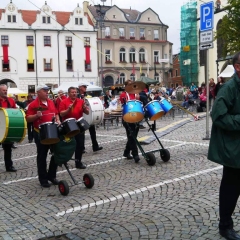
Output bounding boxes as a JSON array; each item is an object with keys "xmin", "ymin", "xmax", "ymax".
[{"xmin": 180, "ymin": 0, "xmax": 198, "ymax": 86}]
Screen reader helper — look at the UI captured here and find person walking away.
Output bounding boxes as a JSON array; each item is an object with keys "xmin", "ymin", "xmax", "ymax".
[{"xmin": 215, "ymin": 77, "xmax": 225, "ymax": 96}]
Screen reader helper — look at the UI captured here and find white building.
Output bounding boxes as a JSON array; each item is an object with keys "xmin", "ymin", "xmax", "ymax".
[{"xmin": 0, "ymin": 1, "xmax": 98, "ymax": 93}]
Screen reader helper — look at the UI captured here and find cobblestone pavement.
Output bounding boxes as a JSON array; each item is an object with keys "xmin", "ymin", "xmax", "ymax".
[{"xmin": 0, "ymin": 114, "xmax": 237, "ymax": 240}]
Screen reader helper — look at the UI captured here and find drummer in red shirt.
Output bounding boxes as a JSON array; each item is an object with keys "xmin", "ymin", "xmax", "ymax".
[
  {"xmin": 26, "ymin": 85, "xmax": 61, "ymax": 188},
  {"xmin": 55, "ymin": 90, "xmax": 66, "ymax": 114},
  {"xmin": 120, "ymin": 80, "xmax": 140, "ymax": 163},
  {"xmin": 0, "ymin": 84, "xmax": 17, "ymax": 172},
  {"xmin": 59, "ymin": 87, "xmax": 89, "ymax": 169}
]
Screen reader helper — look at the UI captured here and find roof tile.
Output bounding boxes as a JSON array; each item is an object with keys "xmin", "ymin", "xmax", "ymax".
[
  {"xmin": 54, "ymin": 11, "xmax": 71, "ymax": 26},
  {"xmin": 20, "ymin": 10, "xmax": 38, "ymax": 25}
]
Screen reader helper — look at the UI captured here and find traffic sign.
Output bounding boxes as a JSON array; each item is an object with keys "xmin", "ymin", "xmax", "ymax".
[
  {"xmin": 200, "ymin": 30, "xmax": 213, "ymax": 43},
  {"xmin": 200, "ymin": 1, "xmax": 214, "ymax": 31},
  {"xmin": 200, "ymin": 42, "xmax": 214, "ymax": 50}
]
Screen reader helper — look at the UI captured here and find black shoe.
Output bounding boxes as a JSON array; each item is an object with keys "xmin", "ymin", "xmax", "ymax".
[
  {"xmin": 133, "ymin": 156, "xmax": 140, "ymax": 163},
  {"xmin": 139, "ymin": 125, "xmax": 146, "ymax": 129},
  {"xmin": 29, "ymin": 140, "xmax": 33, "ymax": 143},
  {"xmin": 220, "ymin": 228, "xmax": 240, "ymax": 240},
  {"xmin": 12, "ymin": 144, "xmax": 17, "ymax": 149},
  {"xmin": 40, "ymin": 181, "xmax": 50, "ymax": 188},
  {"xmin": 75, "ymin": 161, "xmax": 87, "ymax": 169},
  {"xmin": 6, "ymin": 166, "xmax": 17, "ymax": 172},
  {"xmin": 93, "ymin": 146, "xmax": 103, "ymax": 152},
  {"xmin": 48, "ymin": 178, "xmax": 59, "ymax": 185},
  {"xmin": 123, "ymin": 153, "xmax": 133, "ymax": 159}
]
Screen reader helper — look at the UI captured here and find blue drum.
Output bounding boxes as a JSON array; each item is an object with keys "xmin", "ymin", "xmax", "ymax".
[
  {"xmin": 160, "ymin": 99, "xmax": 173, "ymax": 113},
  {"xmin": 123, "ymin": 100, "xmax": 144, "ymax": 123},
  {"xmin": 145, "ymin": 100, "xmax": 165, "ymax": 121}
]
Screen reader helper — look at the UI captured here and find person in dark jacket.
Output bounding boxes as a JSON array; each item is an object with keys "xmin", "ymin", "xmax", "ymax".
[
  {"xmin": 208, "ymin": 51, "xmax": 240, "ymax": 240},
  {"xmin": 104, "ymin": 90, "xmax": 112, "ymax": 108},
  {"xmin": 215, "ymin": 76, "xmax": 225, "ymax": 96}
]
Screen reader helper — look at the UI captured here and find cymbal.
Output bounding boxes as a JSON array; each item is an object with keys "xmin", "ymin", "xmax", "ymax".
[
  {"xmin": 125, "ymin": 81, "xmax": 146, "ymax": 94},
  {"xmin": 32, "ymin": 107, "xmax": 48, "ymax": 111}
]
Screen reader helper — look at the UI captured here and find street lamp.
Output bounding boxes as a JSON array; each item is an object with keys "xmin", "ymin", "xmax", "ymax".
[
  {"xmin": 95, "ymin": 0, "xmax": 106, "ymax": 87},
  {"xmin": 73, "ymin": 70, "xmax": 84, "ymax": 82}
]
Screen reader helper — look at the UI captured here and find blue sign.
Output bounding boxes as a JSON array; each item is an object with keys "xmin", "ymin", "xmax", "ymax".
[{"xmin": 200, "ymin": 1, "xmax": 214, "ymax": 32}]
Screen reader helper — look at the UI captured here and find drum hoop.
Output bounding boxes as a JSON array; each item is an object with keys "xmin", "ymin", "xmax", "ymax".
[
  {"xmin": 145, "ymin": 100, "xmax": 159, "ymax": 107},
  {"xmin": 39, "ymin": 122, "xmax": 53, "ymax": 127},
  {"xmin": 127, "ymin": 100, "xmax": 142, "ymax": 104},
  {"xmin": 1, "ymin": 108, "xmax": 9, "ymax": 143},
  {"xmin": 63, "ymin": 118, "xmax": 76, "ymax": 122},
  {"xmin": 77, "ymin": 117, "xmax": 84, "ymax": 121},
  {"xmin": 19, "ymin": 109, "xmax": 27, "ymax": 143}
]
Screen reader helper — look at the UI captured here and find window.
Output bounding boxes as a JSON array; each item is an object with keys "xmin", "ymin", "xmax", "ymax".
[
  {"xmin": 129, "ymin": 48, "xmax": 136, "ymax": 63},
  {"xmin": 164, "ymin": 54, "xmax": 168, "ymax": 59},
  {"xmin": 1, "ymin": 35, "xmax": 9, "ymax": 45},
  {"xmin": 44, "ymin": 36, "xmax": 51, "ymax": 46},
  {"xmin": 119, "ymin": 28, "xmax": 125, "ymax": 38},
  {"xmin": 85, "ymin": 61, "xmax": 91, "ymax": 71},
  {"xmin": 175, "ymin": 69, "xmax": 178, "ymax": 77},
  {"xmin": 66, "ymin": 60, "xmax": 73, "ymax": 71},
  {"xmin": 130, "ymin": 73, "xmax": 135, "ymax": 81},
  {"xmin": 119, "ymin": 73, "xmax": 125, "ymax": 84},
  {"xmin": 140, "ymin": 28, "xmax": 145, "ymax": 39},
  {"xmin": 141, "ymin": 73, "xmax": 145, "ymax": 76},
  {"xmin": 148, "ymin": 17, "xmax": 151, "ymax": 21},
  {"xmin": 28, "ymin": 85, "xmax": 35, "ymax": 94},
  {"xmin": 84, "ymin": 37, "xmax": 90, "ymax": 46},
  {"xmin": 119, "ymin": 48, "xmax": 126, "ymax": 62},
  {"xmin": 113, "ymin": 15, "xmax": 116, "ymax": 19},
  {"xmin": 2, "ymin": 60, "xmax": 10, "ymax": 72},
  {"xmin": 26, "ymin": 36, "xmax": 34, "ymax": 46},
  {"xmin": 154, "ymin": 30, "xmax": 159, "ymax": 40},
  {"xmin": 105, "ymin": 27, "xmax": 110, "ymax": 37},
  {"xmin": 154, "ymin": 51, "xmax": 159, "ymax": 63},
  {"xmin": 66, "ymin": 37, "xmax": 72, "ymax": 46},
  {"xmin": 154, "ymin": 73, "xmax": 159, "ymax": 82},
  {"xmin": 75, "ymin": 18, "xmax": 83, "ymax": 25},
  {"xmin": 139, "ymin": 48, "xmax": 145, "ymax": 63},
  {"xmin": 7, "ymin": 15, "xmax": 16, "ymax": 23},
  {"xmin": 44, "ymin": 58, "xmax": 52, "ymax": 71},
  {"xmin": 130, "ymin": 28, "xmax": 135, "ymax": 38},
  {"xmin": 42, "ymin": 16, "xmax": 51, "ymax": 24},
  {"xmin": 105, "ymin": 49, "xmax": 111, "ymax": 62},
  {"xmin": 27, "ymin": 60, "xmax": 34, "ymax": 71}
]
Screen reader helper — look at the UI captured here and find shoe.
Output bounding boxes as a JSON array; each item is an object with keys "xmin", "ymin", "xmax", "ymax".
[
  {"xmin": 29, "ymin": 140, "xmax": 33, "ymax": 143},
  {"xmin": 12, "ymin": 144, "xmax": 17, "ymax": 149},
  {"xmin": 133, "ymin": 156, "xmax": 140, "ymax": 163},
  {"xmin": 6, "ymin": 166, "xmax": 17, "ymax": 172},
  {"xmin": 93, "ymin": 146, "xmax": 103, "ymax": 152},
  {"xmin": 40, "ymin": 181, "xmax": 50, "ymax": 188},
  {"xmin": 123, "ymin": 153, "xmax": 133, "ymax": 159},
  {"xmin": 75, "ymin": 161, "xmax": 87, "ymax": 169},
  {"xmin": 48, "ymin": 178, "xmax": 59, "ymax": 185},
  {"xmin": 219, "ymin": 228, "xmax": 240, "ymax": 240},
  {"xmin": 139, "ymin": 125, "xmax": 146, "ymax": 129}
]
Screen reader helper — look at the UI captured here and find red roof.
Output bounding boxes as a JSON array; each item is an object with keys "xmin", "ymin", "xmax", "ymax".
[
  {"xmin": 20, "ymin": 10, "xmax": 38, "ymax": 25},
  {"xmin": 84, "ymin": 12, "xmax": 94, "ymax": 26},
  {"xmin": 54, "ymin": 11, "xmax": 71, "ymax": 26},
  {"xmin": 0, "ymin": 9, "xmax": 4, "ymax": 20}
]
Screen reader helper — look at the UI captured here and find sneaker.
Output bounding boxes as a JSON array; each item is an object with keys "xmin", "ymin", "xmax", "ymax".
[{"xmin": 139, "ymin": 125, "xmax": 146, "ymax": 129}]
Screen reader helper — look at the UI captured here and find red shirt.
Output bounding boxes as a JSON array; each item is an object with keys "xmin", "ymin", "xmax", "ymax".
[
  {"xmin": 0, "ymin": 97, "xmax": 16, "ymax": 108},
  {"xmin": 55, "ymin": 95, "xmax": 67, "ymax": 111},
  {"xmin": 26, "ymin": 98, "xmax": 58, "ymax": 129},
  {"xmin": 59, "ymin": 97, "xmax": 84, "ymax": 121},
  {"xmin": 120, "ymin": 92, "xmax": 136, "ymax": 104}
]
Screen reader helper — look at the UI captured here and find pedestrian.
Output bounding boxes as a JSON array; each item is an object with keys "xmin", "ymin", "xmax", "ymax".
[
  {"xmin": 104, "ymin": 90, "xmax": 112, "ymax": 108},
  {"xmin": 208, "ymin": 51, "xmax": 240, "ymax": 240},
  {"xmin": 215, "ymin": 76, "xmax": 225, "ymax": 96}
]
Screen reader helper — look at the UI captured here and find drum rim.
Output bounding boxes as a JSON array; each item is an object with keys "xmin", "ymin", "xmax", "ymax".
[
  {"xmin": 19, "ymin": 109, "xmax": 27, "ymax": 143},
  {"xmin": 126, "ymin": 100, "xmax": 142, "ymax": 104},
  {"xmin": 77, "ymin": 117, "xmax": 84, "ymax": 121},
  {"xmin": 63, "ymin": 118, "xmax": 76, "ymax": 122},
  {"xmin": 145, "ymin": 100, "xmax": 161, "ymax": 107},
  {"xmin": 0, "ymin": 108, "xmax": 9, "ymax": 143},
  {"xmin": 39, "ymin": 122, "xmax": 57, "ymax": 126}
]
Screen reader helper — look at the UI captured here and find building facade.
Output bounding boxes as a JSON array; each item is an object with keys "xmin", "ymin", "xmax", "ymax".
[
  {"xmin": 84, "ymin": 1, "xmax": 173, "ymax": 87},
  {"xmin": 0, "ymin": 1, "xmax": 98, "ymax": 93},
  {"xmin": 168, "ymin": 53, "xmax": 183, "ymax": 87}
]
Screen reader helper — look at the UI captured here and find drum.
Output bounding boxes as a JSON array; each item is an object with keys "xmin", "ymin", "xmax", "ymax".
[
  {"xmin": 39, "ymin": 122, "xmax": 60, "ymax": 145},
  {"xmin": 61, "ymin": 118, "xmax": 80, "ymax": 138},
  {"xmin": 122, "ymin": 100, "xmax": 144, "ymax": 123},
  {"xmin": 83, "ymin": 97, "xmax": 104, "ymax": 125},
  {"xmin": 160, "ymin": 99, "xmax": 173, "ymax": 113},
  {"xmin": 145, "ymin": 100, "xmax": 165, "ymax": 121},
  {"xmin": 77, "ymin": 117, "xmax": 90, "ymax": 133},
  {"xmin": 0, "ymin": 108, "xmax": 27, "ymax": 143}
]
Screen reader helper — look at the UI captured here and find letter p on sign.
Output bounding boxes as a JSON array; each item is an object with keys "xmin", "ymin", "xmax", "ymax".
[{"xmin": 200, "ymin": 1, "xmax": 214, "ymax": 32}]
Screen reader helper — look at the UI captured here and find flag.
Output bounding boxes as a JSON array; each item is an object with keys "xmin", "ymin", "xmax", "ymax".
[
  {"xmin": 154, "ymin": 63, "xmax": 157, "ymax": 76},
  {"xmin": 102, "ymin": 73, "xmax": 105, "ymax": 86},
  {"xmin": 140, "ymin": 64, "xmax": 142, "ymax": 74},
  {"xmin": 132, "ymin": 63, "xmax": 135, "ymax": 75},
  {"xmin": 147, "ymin": 63, "xmax": 149, "ymax": 77}
]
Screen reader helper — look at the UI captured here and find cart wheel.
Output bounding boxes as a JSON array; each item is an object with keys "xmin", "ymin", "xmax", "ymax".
[
  {"xmin": 146, "ymin": 152, "xmax": 156, "ymax": 166},
  {"xmin": 160, "ymin": 149, "xmax": 170, "ymax": 162},
  {"xmin": 58, "ymin": 180, "xmax": 69, "ymax": 196},
  {"xmin": 83, "ymin": 173, "xmax": 94, "ymax": 189}
]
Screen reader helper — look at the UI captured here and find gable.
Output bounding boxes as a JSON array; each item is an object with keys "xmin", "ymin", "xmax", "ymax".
[
  {"xmin": 138, "ymin": 8, "xmax": 162, "ymax": 24},
  {"xmin": 105, "ymin": 6, "xmax": 127, "ymax": 22}
]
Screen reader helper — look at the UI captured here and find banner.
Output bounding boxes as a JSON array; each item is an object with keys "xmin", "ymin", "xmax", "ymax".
[
  {"xmin": 85, "ymin": 46, "xmax": 90, "ymax": 64},
  {"xmin": 28, "ymin": 46, "xmax": 34, "ymax": 64},
  {"xmin": 3, "ymin": 46, "xmax": 8, "ymax": 64},
  {"xmin": 132, "ymin": 63, "xmax": 135, "ymax": 74},
  {"xmin": 67, "ymin": 46, "xmax": 72, "ymax": 64}
]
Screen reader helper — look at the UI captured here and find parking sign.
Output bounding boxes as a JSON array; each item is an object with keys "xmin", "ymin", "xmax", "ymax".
[{"xmin": 200, "ymin": 1, "xmax": 214, "ymax": 32}]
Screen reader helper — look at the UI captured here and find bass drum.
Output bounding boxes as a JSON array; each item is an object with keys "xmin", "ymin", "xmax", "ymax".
[{"xmin": 83, "ymin": 97, "xmax": 104, "ymax": 125}]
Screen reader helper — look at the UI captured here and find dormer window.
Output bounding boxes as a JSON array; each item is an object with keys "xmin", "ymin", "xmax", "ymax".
[
  {"xmin": 148, "ymin": 17, "xmax": 151, "ymax": 21},
  {"xmin": 42, "ymin": 16, "xmax": 51, "ymax": 24},
  {"xmin": 113, "ymin": 15, "xmax": 116, "ymax": 19},
  {"xmin": 75, "ymin": 18, "xmax": 83, "ymax": 25},
  {"xmin": 7, "ymin": 15, "xmax": 16, "ymax": 23}
]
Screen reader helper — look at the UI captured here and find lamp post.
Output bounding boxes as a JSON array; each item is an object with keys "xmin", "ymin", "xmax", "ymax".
[
  {"xmin": 95, "ymin": 0, "xmax": 106, "ymax": 87},
  {"xmin": 73, "ymin": 70, "xmax": 84, "ymax": 82}
]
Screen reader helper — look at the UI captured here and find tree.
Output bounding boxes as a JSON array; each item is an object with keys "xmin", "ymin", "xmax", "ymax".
[{"xmin": 215, "ymin": 0, "xmax": 240, "ymax": 57}]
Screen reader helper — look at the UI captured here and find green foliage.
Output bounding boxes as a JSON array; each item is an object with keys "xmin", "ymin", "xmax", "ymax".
[{"xmin": 215, "ymin": 0, "xmax": 240, "ymax": 57}]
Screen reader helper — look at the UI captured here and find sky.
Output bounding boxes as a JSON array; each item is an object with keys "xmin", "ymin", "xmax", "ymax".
[{"xmin": 0, "ymin": 0, "xmax": 185, "ymax": 54}]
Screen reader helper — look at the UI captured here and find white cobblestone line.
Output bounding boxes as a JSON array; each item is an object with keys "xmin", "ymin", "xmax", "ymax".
[{"xmin": 56, "ymin": 165, "xmax": 223, "ymax": 217}]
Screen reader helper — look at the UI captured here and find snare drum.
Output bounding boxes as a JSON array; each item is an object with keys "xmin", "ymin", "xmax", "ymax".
[
  {"xmin": 77, "ymin": 117, "xmax": 90, "ymax": 133},
  {"xmin": 39, "ymin": 122, "xmax": 60, "ymax": 145},
  {"xmin": 145, "ymin": 100, "xmax": 165, "ymax": 121},
  {"xmin": 160, "ymin": 99, "xmax": 173, "ymax": 113},
  {"xmin": 83, "ymin": 97, "xmax": 104, "ymax": 125},
  {"xmin": 122, "ymin": 100, "xmax": 144, "ymax": 123},
  {"xmin": 61, "ymin": 118, "xmax": 80, "ymax": 138},
  {"xmin": 0, "ymin": 108, "xmax": 27, "ymax": 143}
]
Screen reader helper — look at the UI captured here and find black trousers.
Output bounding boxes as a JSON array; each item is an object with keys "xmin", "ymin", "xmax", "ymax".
[
  {"xmin": 2, "ymin": 143, "xmax": 13, "ymax": 169},
  {"xmin": 74, "ymin": 132, "xmax": 84, "ymax": 161},
  {"xmin": 33, "ymin": 131, "xmax": 58, "ymax": 183},
  {"xmin": 123, "ymin": 121, "xmax": 139, "ymax": 157},
  {"xmin": 83, "ymin": 125, "xmax": 99, "ymax": 150},
  {"xmin": 27, "ymin": 122, "xmax": 34, "ymax": 141},
  {"xmin": 219, "ymin": 166, "xmax": 240, "ymax": 230}
]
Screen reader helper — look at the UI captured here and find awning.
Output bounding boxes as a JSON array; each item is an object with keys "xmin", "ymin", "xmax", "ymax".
[{"xmin": 219, "ymin": 65, "xmax": 234, "ymax": 78}]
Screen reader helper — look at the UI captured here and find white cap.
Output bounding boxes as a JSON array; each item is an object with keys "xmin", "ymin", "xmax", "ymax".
[
  {"xmin": 36, "ymin": 84, "xmax": 50, "ymax": 92},
  {"xmin": 78, "ymin": 82, "xmax": 88, "ymax": 87}
]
